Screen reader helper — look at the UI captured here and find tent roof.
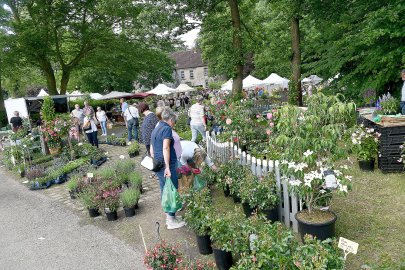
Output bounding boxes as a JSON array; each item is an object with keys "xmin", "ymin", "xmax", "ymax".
[
  {"xmin": 37, "ymin": 89, "xmax": 49, "ymax": 97},
  {"xmin": 90, "ymin": 93, "xmax": 103, "ymax": 100},
  {"xmin": 221, "ymin": 79, "xmax": 233, "ymax": 91},
  {"xmin": 174, "ymin": 84, "xmax": 195, "ymax": 92},
  {"xmin": 99, "ymin": 91, "xmax": 134, "ymax": 100},
  {"xmin": 243, "ymin": 75, "xmax": 264, "ymax": 88},
  {"xmin": 263, "ymin": 73, "xmax": 289, "ymax": 84},
  {"xmin": 147, "ymin": 84, "xmax": 175, "ymax": 96},
  {"xmin": 302, "ymin": 75, "xmax": 323, "ymax": 84},
  {"xmin": 68, "ymin": 90, "xmax": 83, "ymax": 96}
]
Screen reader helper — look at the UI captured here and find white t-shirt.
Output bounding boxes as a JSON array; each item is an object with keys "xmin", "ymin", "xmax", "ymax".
[
  {"xmin": 124, "ymin": 106, "xmax": 139, "ymax": 121},
  {"xmin": 401, "ymin": 82, "xmax": 405, "ymax": 101},
  {"xmin": 71, "ymin": 109, "xmax": 84, "ymax": 123},
  {"xmin": 179, "ymin": 140, "xmax": 214, "ymax": 167},
  {"xmin": 96, "ymin": 111, "xmax": 107, "ymax": 122},
  {"xmin": 189, "ymin": 103, "xmax": 205, "ymax": 126}
]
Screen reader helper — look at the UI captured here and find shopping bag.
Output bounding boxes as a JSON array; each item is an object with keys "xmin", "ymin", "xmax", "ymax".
[
  {"xmin": 161, "ymin": 177, "xmax": 182, "ymax": 213},
  {"xmin": 193, "ymin": 175, "xmax": 207, "ymax": 191}
]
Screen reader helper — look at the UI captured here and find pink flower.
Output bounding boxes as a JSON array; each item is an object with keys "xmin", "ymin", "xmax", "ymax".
[
  {"xmin": 226, "ymin": 118, "xmax": 232, "ymax": 125},
  {"xmin": 269, "ymin": 122, "xmax": 274, "ymax": 127},
  {"xmin": 256, "ymin": 114, "xmax": 261, "ymax": 118},
  {"xmin": 267, "ymin": 113, "xmax": 273, "ymax": 119},
  {"xmin": 266, "ymin": 129, "xmax": 272, "ymax": 135}
]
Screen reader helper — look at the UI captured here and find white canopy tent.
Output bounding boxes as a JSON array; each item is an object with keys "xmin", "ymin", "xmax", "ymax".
[
  {"xmin": 173, "ymin": 84, "xmax": 195, "ymax": 93},
  {"xmin": 243, "ymin": 75, "xmax": 265, "ymax": 89},
  {"xmin": 99, "ymin": 91, "xmax": 134, "ymax": 100},
  {"xmin": 263, "ymin": 73, "xmax": 290, "ymax": 88},
  {"xmin": 147, "ymin": 84, "xmax": 174, "ymax": 96},
  {"xmin": 302, "ymin": 75, "xmax": 323, "ymax": 85},
  {"xmin": 221, "ymin": 79, "xmax": 233, "ymax": 91},
  {"xmin": 90, "ymin": 93, "xmax": 103, "ymax": 100},
  {"xmin": 37, "ymin": 89, "xmax": 49, "ymax": 97}
]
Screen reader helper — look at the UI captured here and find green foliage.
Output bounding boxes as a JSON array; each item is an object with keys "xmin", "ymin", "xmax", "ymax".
[
  {"xmin": 67, "ymin": 175, "xmax": 80, "ymax": 191},
  {"xmin": 128, "ymin": 172, "xmax": 143, "ymax": 189},
  {"xmin": 379, "ymin": 97, "xmax": 399, "ymax": 115},
  {"xmin": 40, "ymin": 96, "xmax": 56, "ymax": 123},
  {"xmin": 78, "ymin": 186, "xmax": 99, "ymax": 209},
  {"xmin": 120, "ymin": 188, "xmax": 140, "ymax": 208},
  {"xmin": 350, "ymin": 125, "xmax": 380, "ymax": 161},
  {"xmin": 183, "ymin": 188, "xmax": 212, "ymax": 236},
  {"xmin": 127, "ymin": 141, "xmax": 140, "ymax": 155}
]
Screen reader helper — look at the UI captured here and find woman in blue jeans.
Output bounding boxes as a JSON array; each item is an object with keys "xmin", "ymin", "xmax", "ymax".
[{"xmin": 150, "ymin": 108, "xmax": 185, "ymax": 230}]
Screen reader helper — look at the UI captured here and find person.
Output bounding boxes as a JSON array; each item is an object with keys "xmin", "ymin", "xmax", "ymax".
[
  {"xmin": 124, "ymin": 103, "xmax": 139, "ymax": 142},
  {"xmin": 83, "ymin": 114, "xmax": 99, "ymax": 148},
  {"xmin": 10, "ymin": 111, "xmax": 23, "ymax": 132},
  {"xmin": 150, "ymin": 108, "xmax": 185, "ymax": 230},
  {"xmin": 138, "ymin": 102, "xmax": 159, "ymax": 155},
  {"xmin": 71, "ymin": 104, "xmax": 84, "ymax": 124},
  {"xmin": 188, "ymin": 96, "xmax": 206, "ymax": 142},
  {"xmin": 401, "ymin": 69, "xmax": 405, "ymax": 115},
  {"xmin": 96, "ymin": 107, "xmax": 108, "ymax": 136},
  {"xmin": 120, "ymin": 98, "xmax": 128, "ymax": 116},
  {"xmin": 175, "ymin": 97, "xmax": 181, "ymax": 111},
  {"xmin": 83, "ymin": 101, "xmax": 95, "ymax": 118},
  {"xmin": 179, "ymin": 140, "xmax": 217, "ymax": 171},
  {"xmin": 168, "ymin": 97, "xmax": 175, "ymax": 108}
]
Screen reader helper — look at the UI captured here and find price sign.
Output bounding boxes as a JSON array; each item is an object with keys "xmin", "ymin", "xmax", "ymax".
[
  {"xmin": 338, "ymin": 237, "xmax": 359, "ymax": 259},
  {"xmin": 87, "ymin": 173, "xmax": 94, "ymax": 178}
]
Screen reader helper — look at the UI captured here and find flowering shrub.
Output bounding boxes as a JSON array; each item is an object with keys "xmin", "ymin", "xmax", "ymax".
[
  {"xmin": 183, "ymin": 188, "xmax": 212, "ymax": 236},
  {"xmin": 350, "ymin": 125, "xmax": 380, "ymax": 161},
  {"xmin": 177, "ymin": 164, "xmax": 192, "ymax": 176},
  {"xmin": 376, "ymin": 93, "xmax": 399, "ymax": 115},
  {"xmin": 400, "ymin": 142, "xmax": 405, "ymax": 165},
  {"xmin": 95, "ymin": 183, "xmax": 121, "ymax": 212},
  {"xmin": 181, "ymin": 260, "xmax": 216, "ymax": 270},
  {"xmin": 144, "ymin": 241, "xmax": 183, "ymax": 270},
  {"xmin": 42, "ymin": 125, "xmax": 63, "ymax": 148}
]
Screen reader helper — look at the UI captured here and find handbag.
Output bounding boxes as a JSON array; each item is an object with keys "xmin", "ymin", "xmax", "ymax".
[
  {"xmin": 141, "ymin": 155, "xmax": 164, "ymax": 172},
  {"xmin": 83, "ymin": 120, "xmax": 91, "ymax": 131}
]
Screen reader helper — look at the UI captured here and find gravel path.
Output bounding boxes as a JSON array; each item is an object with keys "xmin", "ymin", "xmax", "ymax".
[{"xmin": 0, "ymin": 169, "xmax": 145, "ymax": 270}]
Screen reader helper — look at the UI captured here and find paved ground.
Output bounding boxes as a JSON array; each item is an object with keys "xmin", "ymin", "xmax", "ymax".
[{"xmin": 0, "ymin": 168, "xmax": 145, "ymax": 270}]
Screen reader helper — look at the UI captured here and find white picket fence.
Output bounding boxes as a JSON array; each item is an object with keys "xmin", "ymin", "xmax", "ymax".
[{"xmin": 206, "ymin": 131, "xmax": 302, "ymax": 232}]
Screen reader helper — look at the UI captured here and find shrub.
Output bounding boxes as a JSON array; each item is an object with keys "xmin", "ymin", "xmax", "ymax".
[
  {"xmin": 67, "ymin": 175, "xmax": 80, "ymax": 191},
  {"xmin": 144, "ymin": 241, "xmax": 183, "ymax": 270},
  {"xmin": 183, "ymin": 188, "xmax": 212, "ymax": 236},
  {"xmin": 25, "ymin": 166, "xmax": 45, "ymax": 181},
  {"xmin": 128, "ymin": 172, "xmax": 142, "ymax": 188},
  {"xmin": 78, "ymin": 186, "xmax": 99, "ymax": 209},
  {"xmin": 127, "ymin": 141, "xmax": 140, "ymax": 155}
]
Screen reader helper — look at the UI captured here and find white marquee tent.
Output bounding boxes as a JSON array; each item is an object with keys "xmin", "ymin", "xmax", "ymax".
[
  {"xmin": 263, "ymin": 73, "xmax": 289, "ymax": 88},
  {"xmin": 37, "ymin": 89, "xmax": 49, "ymax": 97},
  {"xmin": 99, "ymin": 91, "xmax": 134, "ymax": 100},
  {"xmin": 147, "ymin": 84, "xmax": 174, "ymax": 96},
  {"xmin": 302, "ymin": 75, "xmax": 323, "ymax": 84},
  {"xmin": 221, "ymin": 79, "xmax": 233, "ymax": 91},
  {"xmin": 243, "ymin": 75, "xmax": 265, "ymax": 89},
  {"xmin": 173, "ymin": 84, "xmax": 195, "ymax": 93},
  {"xmin": 90, "ymin": 93, "xmax": 103, "ymax": 100}
]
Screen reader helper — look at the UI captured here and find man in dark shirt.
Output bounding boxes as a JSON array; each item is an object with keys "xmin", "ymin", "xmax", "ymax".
[{"xmin": 10, "ymin": 111, "xmax": 23, "ymax": 132}]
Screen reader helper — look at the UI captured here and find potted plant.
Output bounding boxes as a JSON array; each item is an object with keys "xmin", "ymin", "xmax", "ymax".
[
  {"xmin": 350, "ymin": 125, "xmax": 380, "ymax": 171},
  {"xmin": 106, "ymin": 134, "xmax": 116, "ymax": 145},
  {"xmin": 96, "ymin": 186, "xmax": 121, "ymax": 221},
  {"xmin": 127, "ymin": 141, "xmax": 140, "ymax": 158},
  {"xmin": 376, "ymin": 93, "xmax": 399, "ymax": 115},
  {"xmin": 182, "ymin": 260, "xmax": 216, "ymax": 270},
  {"xmin": 128, "ymin": 171, "xmax": 143, "ymax": 195},
  {"xmin": 115, "ymin": 159, "xmax": 135, "ymax": 186},
  {"xmin": 67, "ymin": 175, "xmax": 80, "ymax": 199},
  {"xmin": 120, "ymin": 188, "xmax": 140, "ymax": 217},
  {"xmin": 282, "ymin": 158, "xmax": 351, "ymax": 241},
  {"xmin": 144, "ymin": 241, "xmax": 183, "ymax": 270},
  {"xmin": 114, "ymin": 137, "xmax": 127, "ymax": 146},
  {"xmin": 78, "ymin": 186, "xmax": 100, "ymax": 217},
  {"xmin": 183, "ymin": 188, "xmax": 213, "ymax": 255},
  {"xmin": 25, "ymin": 165, "xmax": 45, "ymax": 183}
]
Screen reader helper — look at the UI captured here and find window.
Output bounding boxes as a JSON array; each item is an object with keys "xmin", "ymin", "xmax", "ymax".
[
  {"xmin": 189, "ymin": 69, "xmax": 194, "ymax": 79},
  {"xmin": 204, "ymin": 67, "xmax": 208, "ymax": 77},
  {"xmin": 180, "ymin": 70, "xmax": 185, "ymax": 80}
]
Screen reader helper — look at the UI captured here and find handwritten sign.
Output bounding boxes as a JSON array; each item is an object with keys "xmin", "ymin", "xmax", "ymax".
[
  {"xmin": 338, "ymin": 237, "xmax": 359, "ymax": 255},
  {"xmin": 87, "ymin": 173, "xmax": 94, "ymax": 178}
]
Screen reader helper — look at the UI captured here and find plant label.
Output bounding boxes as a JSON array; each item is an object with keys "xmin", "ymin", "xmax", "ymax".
[
  {"xmin": 338, "ymin": 237, "xmax": 358, "ymax": 255},
  {"xmin": 87, "ymin": 173, "xmax": 94, "ymax": 178},
  {"xmin": 249, "ymin": 234, "xmax": 258, "ymax": 251},
  {"xmin": 325, "ymin": 174, "xmax": 337, "ymax": 188}
]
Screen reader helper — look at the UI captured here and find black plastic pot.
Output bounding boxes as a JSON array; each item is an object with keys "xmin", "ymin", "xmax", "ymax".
[
  {"xmin": 129, "ymin": 151, "xmax": 139, "ymax": 158},
  {"xmin": 223, "ymin": 185, "xmax": 230, "ymax": 197},
  {"xmin": 196, "ymin": 234, "xmax": 213, "ymax": 255},
  {"xmin": 213, "ymin": 248, "xmax": 233, "ymax": 270},
  {"xmin": 260, "ymin": 207, "xmax": 279, "ymax": 222},
  {"xmin": 105, "ymin": 211, "xmax": 118, "ymax": 221},
  {"xmin": 124, "ymin": 206, "xmax": 136, "ymax": 217},
  {"xmin": 242, "ymin": 202, "xmax": 256, "ymax": 218},
  {"xmin": 358, "ymin": 159, "xmax": 375, "ymax": 171},
  {"xmin": 135, "ymin": 203, "xmax": 139, "ymax": 209},
  {"xmin": 232, "ymin": 194, "xmax": 241, "ymax": 204},
  {"xmin": 69, "ymin": 190, "xmax": 76, "ymax": 199},
  {"xmin": 295, "ymin": 210, "xmax": 337, "ymax": 241},
  {"xmin": 88, "ymin": 208, "xmax": 100, "ymax": 217}
]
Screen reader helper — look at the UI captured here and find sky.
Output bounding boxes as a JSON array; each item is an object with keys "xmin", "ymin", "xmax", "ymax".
[{"xmin": 179, "ymin": 27, "xmax": 200, "ymax": 48}]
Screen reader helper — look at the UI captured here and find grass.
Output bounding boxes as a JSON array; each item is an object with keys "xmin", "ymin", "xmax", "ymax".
[{"xmin": 332, "ymin": 162, "xmax": 405, "ymax": 270}]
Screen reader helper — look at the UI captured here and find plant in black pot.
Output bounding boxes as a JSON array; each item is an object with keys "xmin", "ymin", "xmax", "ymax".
[
  {"xmin": 120, "ymin": 188, "xmax": 140, "ymax": 217},
  {"xmin": 218, "ymin": 160, "xmax": 247, "ymax": 203},
  {"xmin": 128, "ymin": 172, "xmax": 143, "ymax": 195},
  {"xmin": 67, "ymin": 175, "xmax": 80, "ymax": 199},
  {"xmin": 96, "ymin": 185, "xmax": 121, "ymax": 221},
  {"xmin": 78, "ymin": 186, "xmax": 100, "ymax": 217},
  {"xmin": 183, "ymin": 188, "xmax": 213, "ymax": 255},
  {"xmin": 255, "ymin": 174, "xmax": 279, "ymax": 222},
  {"xmin": 115, "ymin": 159, "xmax": 135, "ymax": 186},
  {"xmin": 282, "ymin": 158, "xmax": 352, "ymax": 241},
  {"xmin": 350, "ymin": 125, "xmax": 380, "ymax": 171},
  {"xmin": 127, "ymin": 141, "xmax": 140, "ymax": 158}
]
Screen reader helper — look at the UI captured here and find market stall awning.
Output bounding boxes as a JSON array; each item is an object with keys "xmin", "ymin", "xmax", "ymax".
[
  {"xmin": 98, "ymin": 91, "xmax": 135, "ymax": 100},
  {"xmin": 263, "ymin": 73, "xmax": 289, "ymax": 88},
  {"xmin": 90, "ymin": 93, "xmax": 103, "ymax": 100},
  {"xmin": 147, "ymin": 84, "xmax": 175, "ymax": 96},
  {"xmin": 243, "ymin": 75, "xmax": 265, "ymax": 89},
  {"xmin": 37, "ymin": 89, "xmax": 49, "ymax": 97},
  {"xmin": 302, "ymin": 75, "xmax": 323, "ymax": 84},
  {"xmin": 221, "ymin": 79, "xmax": 233, "ymax": 91},
  {"xmin": 172, "ymin": 84, "xmax": 195, "ymax": 93}
]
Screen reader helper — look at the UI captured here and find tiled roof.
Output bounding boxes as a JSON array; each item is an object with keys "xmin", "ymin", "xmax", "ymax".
[{"xmin": 171, "ymin": 50, "xmax": 206, "ymax": 69}]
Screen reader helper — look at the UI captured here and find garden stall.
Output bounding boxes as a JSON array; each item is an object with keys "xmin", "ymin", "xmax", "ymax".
[{"xmin": 359, "ymin": 114, "xmax": 405, "ymax": 173}]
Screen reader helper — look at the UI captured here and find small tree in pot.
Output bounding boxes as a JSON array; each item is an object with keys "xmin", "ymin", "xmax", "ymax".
[{"xmin": 120, "ymin": 188, "xmax": 140, "ymax": 217}]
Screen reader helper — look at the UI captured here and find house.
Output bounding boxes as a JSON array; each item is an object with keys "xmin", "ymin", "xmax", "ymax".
[{"xmin": 171, "ymin": 50, "xmax": 213, "ymax": 88}]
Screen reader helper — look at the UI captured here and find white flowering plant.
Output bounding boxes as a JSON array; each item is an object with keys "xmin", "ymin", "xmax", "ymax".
[
  {"xmin": 400, "ymin": 142, "xmax": 405, "ymax": 165},
  {"xmin": 281, "ymin": 150, "xmax": 352, "ymax": 214},
  {"xmin": 350, "ymin": 125, "xmax": 380, "ymax": 161}
]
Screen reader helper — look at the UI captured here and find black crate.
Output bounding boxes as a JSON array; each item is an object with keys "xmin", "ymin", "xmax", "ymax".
[{"xmin": 378, "ymin": 156, "xmax": 405, "ymax": 173}]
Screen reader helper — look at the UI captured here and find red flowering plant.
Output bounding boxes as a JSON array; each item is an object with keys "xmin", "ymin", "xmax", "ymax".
[
  {"xmin": 177, "ymin": 164, "xmax": 192, "ymax": 176},
  {"xmin": 144, "ymin": 241, "xmax": 183, "ymax": 270},
  {"xmin": 95, "ymin": 180, "xmax": 121, "ymax": 213},
  {"xmin": 42, "ymin": 116, "xmax": 71, "ymax": 149}
]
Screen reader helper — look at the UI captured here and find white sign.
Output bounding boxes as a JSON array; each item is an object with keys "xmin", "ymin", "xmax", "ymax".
[
  {"xmin": 87, "ymin": 173, "xmax": 94, "ymax": 178},
  {"xmin": 338, "ymin": 237, "xmax": 359, "ymax": 255}
]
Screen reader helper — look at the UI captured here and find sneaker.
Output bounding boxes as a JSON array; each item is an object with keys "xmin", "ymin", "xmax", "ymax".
[
  {"xmin": 166, "ymin": 218, "xmax": 186, "ymax": 230},
  {"xmin": 166, "ymin": 216, "xmax": 183, "ymax": 225}
]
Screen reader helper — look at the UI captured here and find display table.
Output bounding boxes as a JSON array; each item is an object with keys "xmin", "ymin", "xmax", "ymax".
[{"xmin": 359, "ymin": 113, "xmax": 405, "ymax": 173}]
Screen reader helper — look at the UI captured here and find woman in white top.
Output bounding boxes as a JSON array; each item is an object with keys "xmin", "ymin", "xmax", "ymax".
[
  {"xmin": 83, "ymin": 116, "xmax": 99, "ymax": 148},
  {"xmin": 96, "ymin": 107, "xmax": 108, "ymax": 136}
]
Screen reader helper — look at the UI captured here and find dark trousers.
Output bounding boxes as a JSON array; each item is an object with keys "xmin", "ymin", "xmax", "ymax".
[
  {"xmin": 86, "ymin": 131, "xmax": 99, "ymax": 148},
  {"xmin": 146, "ymin": 144, "xmax": 151, "ymax": 156},
  {"xmin": 400, "ymin": 101, "xmax": 405, "ymax": 115}
]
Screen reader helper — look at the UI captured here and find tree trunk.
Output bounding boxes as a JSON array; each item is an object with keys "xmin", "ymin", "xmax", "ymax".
[
  {"xmin": 60, "ymin": 69, "xmax": 70, "ymax": 95},
  {"xmin": 0, "ymin": 56, "xmax": 5, "ymax": 112},
  {"xmin": 40, "ymin": 60, "xmax": 58, "ymax": 95},
  {"xmin": 291, "ymin": 16, "xmax": 303, "ymax": 106},
  {"xmin": 228, "ymin": 0, "xmax": 243, "ymax": 99}
]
